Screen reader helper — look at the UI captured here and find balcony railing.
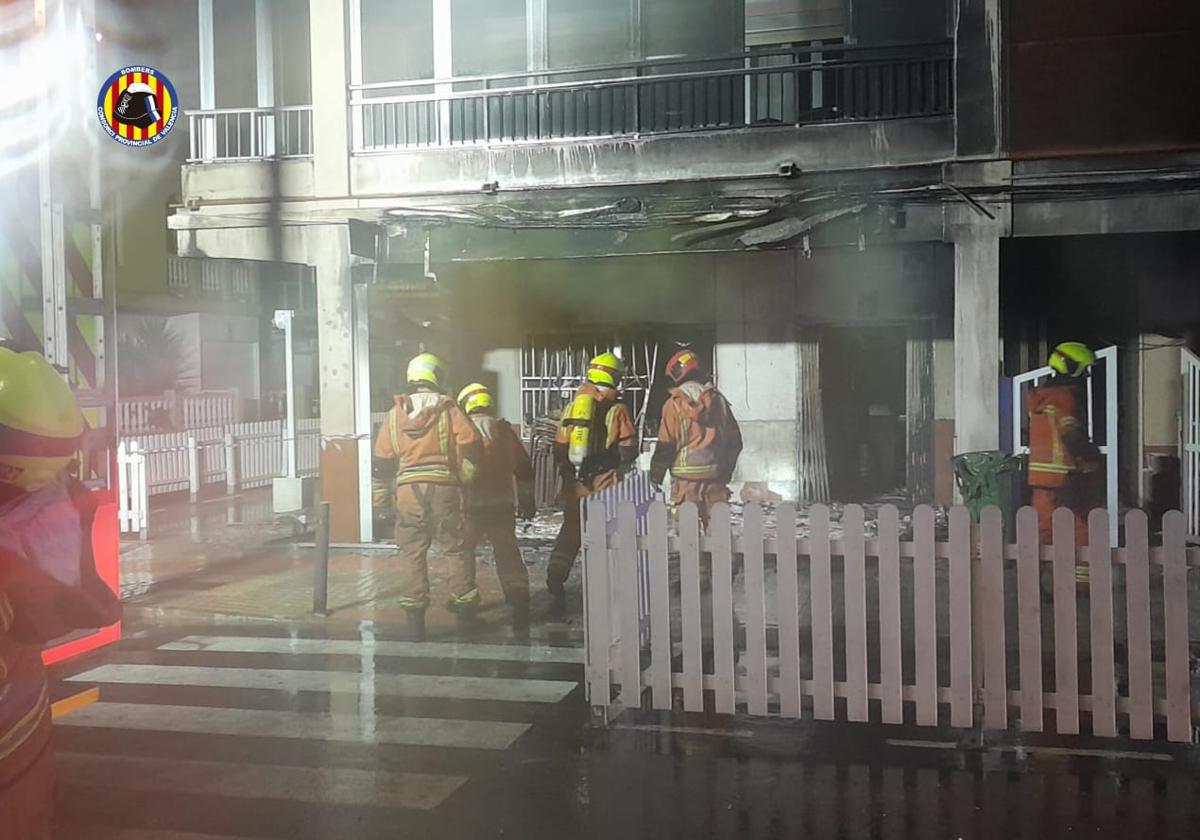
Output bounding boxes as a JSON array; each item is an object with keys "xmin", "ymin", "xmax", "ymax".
[
  {"xmin": 168, "ymin": 256, "xmax": 261, "ymax": 303},
  {"xmin": 187, "ymin": 106, "xmax": 313, "ymax": 163},
  {"xmin": 350, "ymin": 41, "xmax": 952, "ymax": 152}
]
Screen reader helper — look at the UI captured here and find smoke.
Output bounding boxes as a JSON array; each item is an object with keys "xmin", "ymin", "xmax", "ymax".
[{"xmin": 0, "ymin": 4, "xmax": 94, "ymax": 182}]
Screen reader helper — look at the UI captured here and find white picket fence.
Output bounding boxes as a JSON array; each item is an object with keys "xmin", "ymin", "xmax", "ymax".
[
  {"xmin": 116, "ymin": 441, "xmax": 149, "ymax": 536},
  {"xmin": 119, "ymin": 390, "xmax": 240, "ymax": 434},
  {"xmin": 116, "ymin": 413, "xmax": 389, "ymax": 534},
  {"xmin": 585, "ymin": 501, "xmax": 1199, "ymax": 743}
]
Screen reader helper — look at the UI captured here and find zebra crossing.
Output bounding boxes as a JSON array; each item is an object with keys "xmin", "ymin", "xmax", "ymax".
[{"xmin": 52, "ymin": 630, "xmax": 584, "ymax": 839}]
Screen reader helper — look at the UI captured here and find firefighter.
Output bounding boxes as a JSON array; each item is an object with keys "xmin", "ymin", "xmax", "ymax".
[
  {"xmin": 1027, "ymin": 342, "xmax": 1104, "ymax": 575},
  {"xmin": 0, "ymin": 347, "xmax": 121, "ymax": 839},
  {"xmin": 373, "ymin": 353, "xmax": 483, "ymax": 640},
  {"xmin": 649, "ymin": 348, "xmax": 742, "ymax": 530},
  {"xmin": 547, "ymin": 352, "xmax": 637, "ymax": 617},
  {"xmin": 457, "ymin": 383, "xmax": 536, "ymax": 634}
]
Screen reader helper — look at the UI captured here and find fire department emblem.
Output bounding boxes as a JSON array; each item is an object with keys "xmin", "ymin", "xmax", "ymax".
[{"xmin": 97, "ymin": 66, "xmax": 178, "ymax": 147}]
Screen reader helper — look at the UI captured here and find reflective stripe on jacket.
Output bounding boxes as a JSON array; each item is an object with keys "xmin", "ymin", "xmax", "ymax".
[
  {"xmin": 0, "ymin": 587, "xmax": 50, "ymax": 794},
  {"xmin": 1027, "ymin": 381, "xmax": 1084, "ymax": 489},
  {"xmin": 373, "ymin": 392, "xmax": 482, "ymax": 488},
  {"xmin": 653, "ymin": 381, "xmax": 742, "ymax": 483}
]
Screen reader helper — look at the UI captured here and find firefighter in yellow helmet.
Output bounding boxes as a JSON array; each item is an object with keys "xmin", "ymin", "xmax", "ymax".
[
  {"xmin": 1028, "ymin": 342, "xmax": 1103, "ymax": 580},
  {"xmin": 373, "ymin": 353, "xmax": 483, "ymax": 640},
  {"xmin": 547, "ymin": 352, "xmax": 637, "ymax": 617},
  {"xmin": 457, "ymin": 383, "xmax": 536, "ymax": 634},
  {"xmin": 0, "ymin": 347, "xmax": 120, "ymax": 839}
]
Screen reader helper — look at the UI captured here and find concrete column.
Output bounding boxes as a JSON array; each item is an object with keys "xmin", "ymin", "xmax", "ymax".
[
  {"xmin": 308, "ymin": 0, "xmax": 350, "ymax": 197},
  {"xmin": 714, "ymin": 253, "xmax": 800, "ymax": 500},
  {"xmin": 954, "ymin": 0, "xmax": 1003, "ymax": 157},
  {"xmin": 953, "ymin": 228, "xmax": 1001, "ymax": 454},
  {"xmin": 311, "ymin": 227, "xmax": 361, "ymax": 542},
  {"xmin": 482, "ymin": 346, "xmax": 522, "ymax": 430},
  {"xmin": 933, "ymin": 335, "xmax": 956, "ymax": 503}
]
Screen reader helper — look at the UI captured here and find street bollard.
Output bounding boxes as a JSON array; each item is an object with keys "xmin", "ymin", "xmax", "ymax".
[{"xmin": 313, "ymin": 501, "xmax": 331, "ymax": 616}]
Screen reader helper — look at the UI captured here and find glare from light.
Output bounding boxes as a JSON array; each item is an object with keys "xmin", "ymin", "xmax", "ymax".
[{"xmin": 0, "ymin": 7, "xmax": 91, "ymax": 181}]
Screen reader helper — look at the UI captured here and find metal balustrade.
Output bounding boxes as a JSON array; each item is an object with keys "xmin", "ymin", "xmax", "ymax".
[
  {"xmin": 350, "ymin": 42, "xmax": 953, "ymax": 152},
  {"xmin": 187, "ymin": 106, "xmax": 314, "ymax": 162}
]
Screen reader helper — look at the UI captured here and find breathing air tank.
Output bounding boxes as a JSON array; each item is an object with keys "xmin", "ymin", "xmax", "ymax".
[{"xmin": 565, "ymin": 393, "xmax": 596, "ymax": 469}]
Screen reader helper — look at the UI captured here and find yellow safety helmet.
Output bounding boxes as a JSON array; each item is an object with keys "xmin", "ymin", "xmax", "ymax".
[
  {"xmin": 1048, "ymin": 342, "xmax": 1095, "ymax": 378},
  {"xmin": 457, "ymin": 382, "xmax": 493, "ymax": 415},
  {"xmin": 586, "ymin": 351, "xmax": 623, "ymax": 389},
  {"xmin": 406, "ymin": 352, "xmax": 447, "ymax": 391},
  {"xmin": 0, "ymin": 347, "xmax": 85, "ymax": 492}
]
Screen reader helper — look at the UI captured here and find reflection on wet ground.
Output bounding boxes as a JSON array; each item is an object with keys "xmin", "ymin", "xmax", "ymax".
[
  {"xmin": 51, "ymin": 606, "xmax": 1200, "ymax": 839},
  {"xmin": 46, "ymin": 492, "xmax": 1200, "ymax": 838}
]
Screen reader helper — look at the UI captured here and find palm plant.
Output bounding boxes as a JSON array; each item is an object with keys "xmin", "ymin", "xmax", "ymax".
[{"xmin": 116, "ymin": 317, "xmax": 191, "ymax": 396}]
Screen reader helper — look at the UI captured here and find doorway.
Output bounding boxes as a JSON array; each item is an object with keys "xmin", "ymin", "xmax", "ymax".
[{"xmin": 821, "ymin": 325, "xmax": 909, "ymax": 501}]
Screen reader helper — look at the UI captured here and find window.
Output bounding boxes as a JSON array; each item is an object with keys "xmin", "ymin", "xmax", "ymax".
[
  {"xmin": 547, "ymin": 0, "xmax": 634, "ymax": 69},
  {"xmin": 452, "ymin": 0, "xmax": 526, "ymax": 77},
  {"xmin": 361, "ymin": 0, "xmax": 434, "ymax": 83},
  {"xmin": 213, "ymin": 0, "xmax": 257, "ymax": 107},
  {"xmin": 643, "ymin": 0, "xmax": 739, "ymax": 60},
  {"xmin": 745, "ymin": 0, "xmax": 846, "ymax": 48},
  {"xmin": 271, "ymin": 0, "xmax": 311, "ymax": 106}
]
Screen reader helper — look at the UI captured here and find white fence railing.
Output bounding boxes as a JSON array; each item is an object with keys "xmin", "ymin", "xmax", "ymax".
[
  {"xmin": 1183, "ymin": 349, "xmax": 1200, "ymax": 538},
  {"xmin": 119, "ymin": 390, "xmax": 240, "ymax": 435},
  {"xmin": 116, "ymin": 441, "xmax": 148, "ymax": 537},
  {"xmin": 187, "ymin": 106, "xmax": 314, "ymax": 163},
  {"xmin": 167, "ymin": 257, "xmax": 263, "ymax": 303},
  {"xmin": 116, "ymin": 414, "xmax": 390, "ymax": 534},
  {"xmin": 585, "ymin": 500, "xmax": 1199, "ymax": 744}
]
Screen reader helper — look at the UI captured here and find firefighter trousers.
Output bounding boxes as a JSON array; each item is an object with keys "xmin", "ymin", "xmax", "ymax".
[
  {"xmin": 672, "ymin": 479, "xmax": 730, "ymax": 533},
  {"xmin": 467, "ymin": 505, "xmax": 529, "ymax": 607},
  {"xmin": 0, "ymin": 713, "xmax": 54, "ymax": 840},
  {"xmin": 394, "ymin": 483, "xmax": 476, "ymax": 611},
  {"xmin": 547, "ymin": 490, "xmax": 583, "ymax": 589},
  {"xmin": 1031, "ymin": 487, "xmax": 1090, "ymax": 546}
]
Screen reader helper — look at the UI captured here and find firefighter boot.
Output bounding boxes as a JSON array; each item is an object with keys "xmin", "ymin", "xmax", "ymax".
[
  {"xmin": 448, "ymin": 599, "xmax": 480, "ymax": 636},
  {"xmin": 406, "ymin": 609, "xmax": 427, "ymax": 642},
  {"xmin": 455, "ymin": 609, "xmax": 479, "ymax": 637}
]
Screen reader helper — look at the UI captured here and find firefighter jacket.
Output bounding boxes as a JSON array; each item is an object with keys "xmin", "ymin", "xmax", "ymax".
[
  {"xmin": 467, "ymin": 414, "xmax": 535, "ymax": 513},
  {"xmin": 650, "ymin": 381, "xmax": 743, "ymax": 484},
  {"xmin": 374, "ymin": 392, "xmax": 483, "ymax": 489},
  {"xmin": 554, "ymin": 382, "xmax": 637, "ymax": 496},
  {"xmin": 1027, "ymin": 379, "xmax": 1087, "ymax": 489},
  {"xmin": 1, "ymin": 479, "xmax": 121, "ymax": 798}
]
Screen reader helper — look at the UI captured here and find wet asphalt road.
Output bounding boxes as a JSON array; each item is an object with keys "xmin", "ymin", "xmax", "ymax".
[{"xmin": 48, "ymin": 606, "xmax": 1200, "ymax": 840}]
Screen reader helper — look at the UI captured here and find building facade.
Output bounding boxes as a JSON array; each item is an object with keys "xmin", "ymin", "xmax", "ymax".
[{"xmin": 166, "ymin": 0, "xmax": 1200, "ymax": 541}]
